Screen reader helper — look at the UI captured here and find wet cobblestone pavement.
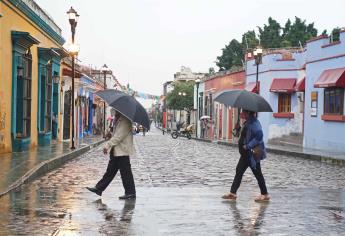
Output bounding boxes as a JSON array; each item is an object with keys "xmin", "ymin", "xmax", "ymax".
[{"xmin": 0, "ymin": 128, "xmax": 345, "ymax": 235}]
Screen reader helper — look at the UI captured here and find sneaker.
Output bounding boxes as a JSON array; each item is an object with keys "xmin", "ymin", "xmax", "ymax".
[
  {"xmin": 86, "ymin": 187, "xmax": 102, "ymax": 196},
  {"xmin": 254, "ymin": 194, "xmax": 270, "ymax": 202},
  {"xmin": 222, "ymin": 193, "xmax": 237, "ymax": 201},
  {"xmin": 119, "ymin": 194, "xmax": 136, "ymax": 200}
]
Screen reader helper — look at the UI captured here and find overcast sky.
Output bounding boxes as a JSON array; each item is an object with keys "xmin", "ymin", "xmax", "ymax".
[{"xmin": 36, "ymin": 0, "xmax": 344, "ymax": 96}]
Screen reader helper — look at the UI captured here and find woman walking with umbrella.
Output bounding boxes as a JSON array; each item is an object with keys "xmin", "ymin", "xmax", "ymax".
[
  {"xmin": 87, "ymin": 89, "xmax": 150, "ymax": 200},
  {"xmin": 215, "ymin": 90, "xmax": 272, "ymax": 202},
  {"xmin": 222, "ymin": 109, "xmax": 270, "ymax": 202}
]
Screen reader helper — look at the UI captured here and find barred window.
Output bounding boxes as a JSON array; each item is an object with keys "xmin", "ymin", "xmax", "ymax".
[
  {"xmin": 16, "ymin": 50, "xmax": 32, "ymax": 138},
  {"xmin": 324, "ymin": 88, "xmax": 344, "ymax": 115},
  {"xmin": 278, "ymin": 93, "xmax": 291, "ymax": 113},
  {"xmin": 198, "ymin": 92, "xmax": 203, "ymax": 118},
  {"xmin": 39, "ymin": 63, "xmax": 52, "ymax": 132}
]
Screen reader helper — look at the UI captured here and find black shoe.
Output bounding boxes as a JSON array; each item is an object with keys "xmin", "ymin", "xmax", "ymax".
[
  {"xmin": 86, "ymin": 187, "xmax": 102, "ymax": 196},
  {"xmin": 119, "ymin": 194, "xmax": 136, "ymax": 200}
]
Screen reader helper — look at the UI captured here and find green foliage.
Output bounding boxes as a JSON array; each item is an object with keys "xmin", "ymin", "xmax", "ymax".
[
  {"xmin": 216, "ymin": 39, "xmax": 244, "ymax": 71},
  {"xmin": 215, "ymin": 39, "xmax": 243, "ymax": 71},
  {"xmin": 258, "ymin": 17, "xmax": 282, "ymax": 48},
  {"xmin": 165, "ymin": 81, "xmax": 194, "ymax": 110},
  {"xmin": 242, "ymin": 30, "xmax": 259, "ymax": 50},
  {"xmin": 331, "ymin": 27, "xmax": 341, "ymax": 42},
  {"xmin": 215, "ymin": 16, "xmax": 326, "ymax": 71},
  {"xmin": 208, "ymin": 67, "xmax": 215, "ymax": 75},
  {"xmin": 321, "ymin": 30, "xmax": 328, "ymax": 36},
  {"xmin": 282, "ymin": 17, "xmax": 318, "ymax": 47}
]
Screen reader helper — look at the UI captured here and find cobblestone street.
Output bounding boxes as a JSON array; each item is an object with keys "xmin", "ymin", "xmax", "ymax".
[{"xmin": 0, "ymin": 127, "xmax": 345, "ymax": 235}]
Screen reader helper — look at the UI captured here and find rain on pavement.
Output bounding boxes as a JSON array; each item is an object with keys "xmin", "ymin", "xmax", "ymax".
[{"xmin": 0, "ymin": 127, "xmax": 345, "ymax": 235}]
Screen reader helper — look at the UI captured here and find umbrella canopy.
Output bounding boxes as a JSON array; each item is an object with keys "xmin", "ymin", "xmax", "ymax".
[
  {"xmin": 214, "ymin": 90, "xmax": 273, "ymax": 112},
  {"xmin": 200, "ymin": 115, "xmax": 210, "ymax": 120},
  {"xmin": 95, "ymin": 89, "xmax": 150, "ymax": 130}
]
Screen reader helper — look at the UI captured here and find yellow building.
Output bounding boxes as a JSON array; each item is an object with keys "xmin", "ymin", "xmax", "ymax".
[{"xmin": 0, "ymin": 0, "xmax": 65, "ymax": 153}]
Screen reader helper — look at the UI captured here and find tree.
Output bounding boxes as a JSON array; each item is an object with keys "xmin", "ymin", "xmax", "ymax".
[
  {"xmin": 282, "ymin": 17, "xmax": 318, "ymax": 47},
  {"xmin": 215, "ymin": 39, "xmax": 244, "ymax": 71},
  {"xmin": 258, "ymin": 17, "xmax": 282, "ymax": 48},
  {"xmin": 165, "ymin": 81, "xmax": 194, "ymax": 111},
  {"xmin": 242, "ymin": 30, "xmax": 259, "ymax": 50},
  {"xmin": 331, "ymin": 27, "xmax": 341, "ymax": 42},
  {"xmin": 208, "ymin": 67, "xmax": 215, "ymax": 75}
]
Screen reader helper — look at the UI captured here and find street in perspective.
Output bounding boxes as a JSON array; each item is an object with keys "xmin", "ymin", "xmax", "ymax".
[
  {"xmin": 1, "ymin": 0, "xmax": 345, "ymax": 235},
  {"xmin": 1, "ymin": 128, "xmax": 345, "ymax": 235}
]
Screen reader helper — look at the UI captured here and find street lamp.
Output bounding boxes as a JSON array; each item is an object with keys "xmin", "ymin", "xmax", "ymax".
[
  {"xmin": 177, "ymin": 91, "xmax": 187, "ymax": 124},
  {"xmin": 195, "ymin": 79, "xmax": 200, "ymax": 138},
  {"xmin": 101, "ymin": 64, "xmax": 111, "ymax": 138},
  {"xmin": 67, "ymin": 6, "xmax": 79, "ymax": 149},
  {"xmin": 253, "ymin": 46, "xmax": 263, "ymax": 94}
]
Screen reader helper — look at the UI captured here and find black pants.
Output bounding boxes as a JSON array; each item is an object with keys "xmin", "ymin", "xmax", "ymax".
[
  {"xmin": 96, "ymin": 155, "xmax": 136, "ymax": 195},
  {"xmin": 230, "ymin": 155, "xmax": 268, "ymax": 195}
]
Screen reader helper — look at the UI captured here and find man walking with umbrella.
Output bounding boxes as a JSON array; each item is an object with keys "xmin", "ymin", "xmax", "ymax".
[
  {"xmin": 86, "ymin": 89, "xmax": 150, "ymax": 199},
  {"xmin": 87, "ymin": 111, "xmax": 136, "ymax": 199}
]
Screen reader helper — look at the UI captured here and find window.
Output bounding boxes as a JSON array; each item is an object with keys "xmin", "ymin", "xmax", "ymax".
[
  {"xmin": 40, "ymin": 63, "xmax": 52, "ymax": 132},
  {"xmin": 198, "ymin": 92, "xmax": 203, "ymax": 118},
  {"xmin": 278, "ymin": 93, "xmax": 291, "ymax": 113},
  {"xmin": 209, "ymin": 94, "xmax": 213, "ymax": 120},
  {"xmin": 16, "ymin": 50, "xmax": 32, "ymax": 138},
  {"xmin": 324, "ymin": 88, "xmax": 344, "ymax": 115},
  {"xmin": 45, "ymin": 64, "xmax": 52, "ymax": 132},
  {"xmin": 204, "ymin": 96, "xmax": 208, "ymax": 116}
]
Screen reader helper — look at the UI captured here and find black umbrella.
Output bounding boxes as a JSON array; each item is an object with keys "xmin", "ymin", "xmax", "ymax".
[
  {"xmin": 214, "ymin": 90, "xmax": 273, "ymax": 112},
  {"xmin": 95, "ymin": 89, "xmax": 150, "ymax": 130}
]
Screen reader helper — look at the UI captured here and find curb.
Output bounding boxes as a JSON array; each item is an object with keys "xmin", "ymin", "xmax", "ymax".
[
  {"xmin": 217, "ymin": 140, "xmax": 345, "ymax": 166},
  {"xmin": 0, "ymin": 139, "xmax": 105, "ymax": 198},
  {"xmin": 157, "ymin": 126, "xmax": 344, "ymax": 165}
]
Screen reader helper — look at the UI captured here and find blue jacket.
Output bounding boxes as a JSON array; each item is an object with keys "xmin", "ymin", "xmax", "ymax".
[{"xmin": 244, "ymin": 117, "xmax": 266, "ymax": 169}]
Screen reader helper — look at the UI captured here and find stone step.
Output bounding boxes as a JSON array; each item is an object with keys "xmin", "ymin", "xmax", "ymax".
[{"xmin": 268, "ymin": 133, "xmax": 303, "ymax": 147}]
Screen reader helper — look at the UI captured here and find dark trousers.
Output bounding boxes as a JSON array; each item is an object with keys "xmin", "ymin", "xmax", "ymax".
[
  {"xmin": 96, "ymin": 155, "xmax": 136, "ymax": 195},
  {"xmin": 230, "ymin": 155, "xmax": 268, "ymax": 195}
]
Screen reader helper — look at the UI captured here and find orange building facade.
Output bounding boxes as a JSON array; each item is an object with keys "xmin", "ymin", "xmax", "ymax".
[{"xmin": 203, "ymin": 70, "xmax": 245, "ymax": 141}]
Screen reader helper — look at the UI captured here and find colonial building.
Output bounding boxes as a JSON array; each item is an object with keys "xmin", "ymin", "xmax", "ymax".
[
  {"xmin": 0, "ymin": 0, "xmax": 65, "ymax": 152},
  {"xmin": 304, "ymin": 29, "xmax": 345, "ymax": 152},
  {"xmin": 163, "ymin": 66, "xmax": 207, "ymax": 131},
  {"xmin": 194, "ymin": 69, "xmax": 245, "ymax": 140},
  {"xmin": 246, "ymin": 49, "xmax": 305, "ymax": 145}
]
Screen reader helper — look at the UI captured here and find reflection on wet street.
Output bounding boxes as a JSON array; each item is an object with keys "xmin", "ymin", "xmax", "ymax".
[{"xmin": 0, "ymin": 128, "xmax": 345, "ymax": 235}]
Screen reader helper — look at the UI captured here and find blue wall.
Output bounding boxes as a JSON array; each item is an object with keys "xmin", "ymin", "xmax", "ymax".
[
  {"xmin": 246, "ymin": 52, "xmax": 305, "ymax": 142},
  {"xmin": 304, "ymin": 31, "xmax": 345, "ymax": 151}
]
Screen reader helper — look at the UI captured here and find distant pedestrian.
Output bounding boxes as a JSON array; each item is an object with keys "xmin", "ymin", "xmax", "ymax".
[
  {"xmin": 201, "ymin": 119, "xmax": 209, "ymax": 139},
  {"xmin": 87, "ymin": 112, "xmax": 136, "ymax": 200},
  {"xmin": 222, "ymin": 109, "xmax": 270, "ymax": 202},
  {"xmin": 52, "ymin": 113, "xmax": 57, "ymax": 139}
]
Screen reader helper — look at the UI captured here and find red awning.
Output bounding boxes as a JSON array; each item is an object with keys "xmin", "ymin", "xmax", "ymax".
[
  {"xmin": 295, "ymin": 78, "xmax": 305, "ymax": 92},
  {"xmin": 314, "ymin": 67, "xmax": 345, "ymax": 88},
  {"xmin": 245, "ymin": 82, "xmax": 258, "ymax": 93},
  {"xmin": 270, "ymin": 78, "xmax": 296, "ymax": 93},
  {"xmin": 62, "ymin": 68, "xmax": 82, "ymax": 78}
]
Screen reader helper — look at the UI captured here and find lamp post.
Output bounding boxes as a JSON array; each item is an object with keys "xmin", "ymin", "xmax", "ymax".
[
  {"xmin": 101, "ymin": 64, "xmax": 111, "ymax": 138},
  {"xmin": 253, "ymin": 46, "xmax": 263, "ymax": 94},
  {"xmin": 67, "ymin": 6, "xmax": 79, "ymax": 149},
  {"xmin": 195, "ymin": 79, "xmax": 200, "ymax": 138},
  {"xmin": 178, "ymin": 92, "xmax": 186, "ymax": 124}
]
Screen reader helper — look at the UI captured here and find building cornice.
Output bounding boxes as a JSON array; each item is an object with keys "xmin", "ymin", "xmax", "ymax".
[{"xmin": 6, "ymin": 0, "xmax": 65, "ymax": 45}]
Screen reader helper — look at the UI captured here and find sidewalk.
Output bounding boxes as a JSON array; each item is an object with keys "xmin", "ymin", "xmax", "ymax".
[
  {"xmin": 0, "ymin": 136, "xmax": 104, "ymax": 196},
  {"xmin": 157, "ymin": 126, "xmax": 345, "ymax": 165}
]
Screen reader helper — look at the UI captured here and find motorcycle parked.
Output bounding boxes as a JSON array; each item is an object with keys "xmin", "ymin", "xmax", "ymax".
[{"xmin": 171, "ymin": 123, "xmax": 193, "ymax": 140}]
